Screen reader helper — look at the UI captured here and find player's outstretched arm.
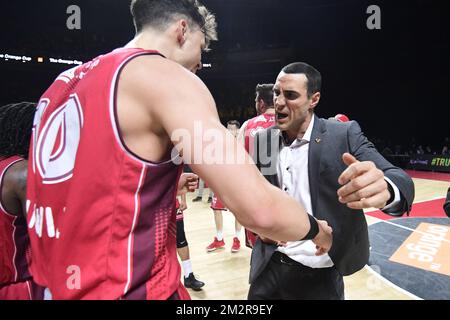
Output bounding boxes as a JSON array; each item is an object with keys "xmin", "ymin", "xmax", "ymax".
[{"xmin": 128, "ymin": 56, "xmax": 330, "ymax": 246}]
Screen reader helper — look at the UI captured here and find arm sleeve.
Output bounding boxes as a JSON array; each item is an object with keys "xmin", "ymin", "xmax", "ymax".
[{"xmin": 347, "ymin": 121, "xmax": 415, "ymax": 216}]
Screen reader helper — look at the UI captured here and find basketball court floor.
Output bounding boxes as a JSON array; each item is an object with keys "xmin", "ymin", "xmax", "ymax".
[{"xmin": 180, "ymin": 170, "xmax": 450, "ymax": 300}]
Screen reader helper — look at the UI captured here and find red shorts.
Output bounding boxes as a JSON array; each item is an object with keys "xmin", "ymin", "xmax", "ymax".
[
  {"xmin": 0, "ymin": 280, "xmax": 45, "ymax": 300},
  {"xmin": 175, "ymin": 199, "xmax": 184, "ymax": 221},
  {"xmin": 211, "ymin": 195, "xmax": 227, "ymax": 211},
  {"xmin": 245, "ymin": 229, "xmax": 258, "ymax": 249},
  {"xmin": 170, "ymin": 282, "xmax": 191, "ymax": 300},
  {"xmin": 176, "ymin": 209, "xmax": 184, "ymax": 221}
]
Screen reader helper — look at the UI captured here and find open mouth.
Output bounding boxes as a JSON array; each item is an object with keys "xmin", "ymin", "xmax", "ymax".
[{"xmin": 276, "ymin": 113, "xmax": 289, "ymax": 121}]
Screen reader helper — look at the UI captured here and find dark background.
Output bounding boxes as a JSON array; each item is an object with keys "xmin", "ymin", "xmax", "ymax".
[{"xmin": 1, "ymin": 0, "xmax": 449, "ymax": 153}]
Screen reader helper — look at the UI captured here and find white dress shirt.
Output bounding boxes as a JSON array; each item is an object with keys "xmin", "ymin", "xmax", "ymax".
[{"xmin": 276, "ymin": 117, "xmax": 401, "ymax": 268}]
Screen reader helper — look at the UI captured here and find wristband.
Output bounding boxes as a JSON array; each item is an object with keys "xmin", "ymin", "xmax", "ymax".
[{"xmin": 300, "ymin": 214, "xmax": 319, "ymax": 241}]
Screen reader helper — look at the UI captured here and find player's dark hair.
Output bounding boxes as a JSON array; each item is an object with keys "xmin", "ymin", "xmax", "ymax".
[
  {"xmin": 255, "ymin": 83, "xmax": 274, "ymax": 107},
  {"xmin": 227, "ymin": 120, "xmax": 240, "ymax": 129},
  {"xmin": 0, "ymin": 102, "xmax": 36, "ymax": 160},
  {"xmin": 130, "ymin": 0, "xmax": 218, "ymax": 50}
]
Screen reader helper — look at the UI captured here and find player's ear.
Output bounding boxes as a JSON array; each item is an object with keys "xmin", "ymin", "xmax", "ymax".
[{"xmin": 176, "ymin": 19, "xmax": 188, "ymax": 46}]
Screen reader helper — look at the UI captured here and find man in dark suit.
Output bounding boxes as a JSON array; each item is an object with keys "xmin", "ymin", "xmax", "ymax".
[
  {"xmin": 444, "ymin": 187, "xmax": 450, "ymax": 217},
  {"xmin": 248, "ymin": 62, "xmax": 415, "ymax": 300}
]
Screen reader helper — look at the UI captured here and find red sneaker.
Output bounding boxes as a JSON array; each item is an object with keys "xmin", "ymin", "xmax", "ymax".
[
  {"xmin": 206, "ymin": 237, "xmax": 225, "ymax": 252},
  {"xmin": 231, "ymin": 237, "xmax": 241, "ymax": 253}
]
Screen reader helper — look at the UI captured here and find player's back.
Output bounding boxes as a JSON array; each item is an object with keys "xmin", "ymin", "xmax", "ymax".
[
  {"xmin": 26, "ymin": 48, "xmax": 183, "ymax": 299},
  {"xmin": 244, "ymin": 113, "xmax": 276, "ymax": 154}
]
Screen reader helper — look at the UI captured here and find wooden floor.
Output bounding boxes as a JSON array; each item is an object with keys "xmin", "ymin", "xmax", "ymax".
[{"xmin": 180, "ymin": 177, "xmax": 449, "ymax": 300}]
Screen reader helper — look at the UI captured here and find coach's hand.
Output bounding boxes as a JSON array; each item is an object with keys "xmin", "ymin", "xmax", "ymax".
[
  {"xmin": 177, "ymin": 173, "xmax": 199, "ymax": 196},
  {"xmin": 179, "ymin": 197, "xmax": 188, "ymax": 211},
  {"xmin": 313, "ymin": 220, "xmax": 333, "ymax": 256},
  {"xmin": 337, "ymin": 153, "xmax": 390, "ymax": 210}
]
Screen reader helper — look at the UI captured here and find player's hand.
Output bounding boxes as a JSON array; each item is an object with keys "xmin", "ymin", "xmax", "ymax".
[
  {"xmin": 312, "ymin": 220, "xmax": 333, "ymax": 256},
  {"xmin": 179, "ymin": 198, "xmax": 188, "ymax": 211},
  {"xmin": 177, "ymin": 173, "xmax": 199, "ymax": 196},
  {"xmin": 337, "ymin": 153, "xmax": 390, "ymax": 210}
]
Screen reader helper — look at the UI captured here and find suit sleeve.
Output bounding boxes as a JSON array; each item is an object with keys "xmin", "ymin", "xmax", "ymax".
[
  {"xmin": 346, "ymin": 121, "xmax": 415, "ymax": 216},
  {"xmin": 444, "ymin": 187, "xmax": 450, "ymax": 217}
]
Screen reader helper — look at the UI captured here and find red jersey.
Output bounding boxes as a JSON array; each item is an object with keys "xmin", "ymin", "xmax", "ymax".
[
  {"xmin": 26, "ymin": 48, "xmax": 183, "ymax": 300},
  {"xmin": 0, "ymin": 156, "xmax": 32, "ymax": 286},
  {"xmin": 244, "ymin": 113, "xmax": 276, "ymax": 155}
]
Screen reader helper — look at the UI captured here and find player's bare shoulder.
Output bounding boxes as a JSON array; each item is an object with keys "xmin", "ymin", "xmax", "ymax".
[
  {"xmin": 4, "ymin": 160, "xmax": 28, "ymax": 192},
  {"xmin": 2, "ymin": 160, "xmax": 28, "ymax": 215},
  {"xmin": 120, "ymin": 54, "xmax": 213, "ymax": 108}
]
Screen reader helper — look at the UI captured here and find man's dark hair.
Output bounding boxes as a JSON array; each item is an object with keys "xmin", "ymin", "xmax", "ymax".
[
  {"xmin": 0, "ymin": 102, "xmax": 36, "ymax": 160},
  {"xmin": 227, "ymin": 120, "xmax": 240, "ymax": 129},
  {"xmin": 255, "ymin": 83, "xmax": 274, "ymax": 107},
  {"xmin": 282, "ymin": 62, "xmax": 322, "ymax": 98},
  {"xmin": 130, "ymin": 0, "xmax": 217, "ymax": 50}
]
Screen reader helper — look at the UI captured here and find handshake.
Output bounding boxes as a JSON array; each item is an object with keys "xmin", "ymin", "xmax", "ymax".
[{"xmin": 260, "ymin": 218, "xmax": 333, "ymax": 256}]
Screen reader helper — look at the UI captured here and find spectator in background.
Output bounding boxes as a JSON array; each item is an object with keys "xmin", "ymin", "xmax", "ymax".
[
  {"xmin": 381, "ymin": 141, "xmax": 393, "ymax": 157},
  {"xmin": 416, "ymin": 145, "xmax": 425, "ymax": 155},
  {"xmin": 192, "ymin": 179, "xmax": 213, "ymax": 203},
  {"xmin": 382, "ymin": 145, "xmax": 393, "ymax": 157},
  {"xmin": 408, "ymin": 137, "xmax": 417, "ymax": 155},
  {"xmin": 442, "ymin": 137, "xmax": 449, "ymax": 155},
  {"xmin": 442, "ymin": 146, "xmax": 449, "ymax": 155},
  {"xmin": 394, "ymin": 144, "xmax": 402, "ymax": 155}
]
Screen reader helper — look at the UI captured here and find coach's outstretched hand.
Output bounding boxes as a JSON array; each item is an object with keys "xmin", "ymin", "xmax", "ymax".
[
  {"xmin": 337, "ymin": 153, "xmax": 391, "ymax": 210},
  {"xmin": 313, "ymin": 220, "xmax": 333, "ymax": 256},
  {"xmin": 177, "ymin": 173, "xmax": 199, "ymax": 196}
]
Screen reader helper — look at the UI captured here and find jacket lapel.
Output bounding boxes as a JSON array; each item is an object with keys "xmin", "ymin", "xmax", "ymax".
[{"xmin": 308, "ymin": 115, "xmax": 326, "ymax": 218}]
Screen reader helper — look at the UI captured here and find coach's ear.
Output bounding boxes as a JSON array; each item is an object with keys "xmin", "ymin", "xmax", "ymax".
[{"xmin": 309, "ymin": 92, "xmax": 321, "ymax": 110}]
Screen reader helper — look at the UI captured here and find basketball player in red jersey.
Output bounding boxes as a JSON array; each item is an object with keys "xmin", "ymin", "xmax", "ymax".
[
  {"xmin": 176, "ymin": 194, "xmax": 205, "ymax": 291},
  {"xmin": 332, "ymin": 114, "xmax": 350, "ymax": 123},
  {"xmin": 239, "ymin": 84, "xmax": 276, "ymax": 156},
  {"xmin": 0, "ymin": 102, "xmax": 44, "ymax": 300},
  {"xmin": 206, "ymin": 121, "xmax": 243, "ymax": 253},
  {"xmin": 27, "ymin": 0, "xmax": 332, "ymax": 300},
  {"xmin": 237, "ymin": 84, "xmax": 276, "ymax": 248}
]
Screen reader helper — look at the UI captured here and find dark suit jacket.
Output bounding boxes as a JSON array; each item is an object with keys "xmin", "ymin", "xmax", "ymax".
[
  {"xmin": 249, "ymin": 115, "xmax": 415, "ymax": 283},
  {"xmin": 444, "ymin": 187, "xmax": 450, "ymax": 217}
]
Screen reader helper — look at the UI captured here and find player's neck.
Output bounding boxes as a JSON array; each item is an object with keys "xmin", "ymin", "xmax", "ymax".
[
  {"xmin": 264, "ymin": 108, "xmax": 275, "ymax": 115},
  {"xmin": 125, "ymin": 31, "xmax": 175, "ymax": 59}
]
